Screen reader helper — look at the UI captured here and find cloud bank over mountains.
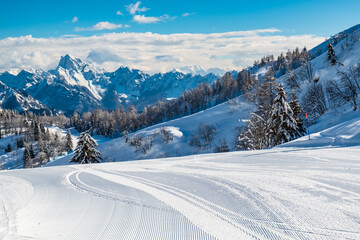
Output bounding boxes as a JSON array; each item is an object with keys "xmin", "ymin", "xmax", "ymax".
[{"xmin": 0, "ymin": 29, "xmax": 324, "ymax": 73}]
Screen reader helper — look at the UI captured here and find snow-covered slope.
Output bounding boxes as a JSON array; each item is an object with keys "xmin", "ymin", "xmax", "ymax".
[
  {"xmin": 281, "ymin": 108, "xmax": 360, "ymax": 148},
  {"xmin": 1, "ymin": 142, "xmax": 359, "ymax": 239}
]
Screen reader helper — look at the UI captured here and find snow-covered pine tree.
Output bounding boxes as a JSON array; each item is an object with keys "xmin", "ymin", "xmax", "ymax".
[
  {"xmin": 289, "ymin": 91, "xmax": 306, "ymax": 137},
  {"xmin": 237, "ymin": 125, "xmax": 254, "ymax": 150},
  {"xmin": 70, "ymin": 129, "xmax": 102, "ymax": 164},
  {"xmin": 267, "ymin": 84, "xmax": 298, "ymax": 146},
  {"xmin": 65, "ymin": 128, "xmax": 73, "ymax": 152},
  {"xmin": 23, "ymin": 145, "xmax": 32, "ymax": 168},
  {"xmin": 327, "ymin": 42, "xmax": 338, "ymax": 66},
  {"xmin": 33, "ymin": 121, "xmax": 41, "ymax": 141},
  {"xmin": 237, "ymin": 112, "xmax": 267, "ymax": 150},
  {"xmin": 37, "ymin": 134, "xmax": 44, "ymax": 152},
  {"xmin": 257, "ymin": 69, "xmax": 278, "ymax": 114}
]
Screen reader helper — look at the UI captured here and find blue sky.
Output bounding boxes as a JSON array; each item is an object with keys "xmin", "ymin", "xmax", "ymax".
[
  {"xmin": 1, "ymin": 0, "xmax": 358, "ymax": 38},
  {"xmin": 0, "ymin": 0, "xmax": 358, "ymax": 72}
]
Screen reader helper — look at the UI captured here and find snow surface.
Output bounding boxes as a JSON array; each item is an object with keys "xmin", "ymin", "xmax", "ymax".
[{"xmin": 1, "ymin": 143, "xmax": 359, "ymax": 239}]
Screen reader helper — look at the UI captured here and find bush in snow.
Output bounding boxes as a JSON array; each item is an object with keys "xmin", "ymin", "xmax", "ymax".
[
  {"xmin": 301, "ymin": 82, "xmax": 327, "ymax": 121},
  {"xmin": 138, "ymin": 137, "xmax": 154, "ymax": 154},
  {"xmin": 214, "ymin": 139, "xmax": 230, "ymax": 153},
  {"xmin": 129, "ymin": 135, "xmax": 143, "ymax": 149},
  {"xmin": 122, "ymin": 130, "xmax": 130, "ymax": 143},
  {"xmin": 189, "ymin": 123, "xmax": 216, "ymax": 151},
  {"xmin": 160, "ymin": 127, "xmax": 174, "ymax": 144},
  {"xmin": 128, "ymin": 134, "xmax": 154, "ymax": 154},
  {"xmin": 327, "ymin": 65, "xmax": 360, "ymax": 111}
]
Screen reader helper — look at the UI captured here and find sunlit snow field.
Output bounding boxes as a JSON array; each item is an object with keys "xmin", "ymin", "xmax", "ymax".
[{"xmin": 1, "ymin": 143, "xmax": 359, "ymax": 239}]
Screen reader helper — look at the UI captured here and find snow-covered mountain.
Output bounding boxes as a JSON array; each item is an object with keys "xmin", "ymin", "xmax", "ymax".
[
  {"xmin": 172, "ymin": 65, "xmax": 227, "ymax": 76},
  {"xmin": 0, "ymin": 81, "xmax": 49, "ymax": 113},
  {"xmin": 0, "ymin": 55, "xmax": 221, "ymax": 114}
]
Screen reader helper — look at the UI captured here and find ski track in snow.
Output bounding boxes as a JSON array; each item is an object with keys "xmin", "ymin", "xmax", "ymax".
[
  {"xmin": 0, "ymin": 147, "xmax": 360, "ymax": 239},
  {"xmin": 0, "ymin": 175, "xmax": 34, "ymax": 240}
]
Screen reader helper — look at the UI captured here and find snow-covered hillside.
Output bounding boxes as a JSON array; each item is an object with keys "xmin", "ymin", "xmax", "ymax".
[{"xmin": 47, "ymin": 96, "xmax": 255, "ymax": 166}]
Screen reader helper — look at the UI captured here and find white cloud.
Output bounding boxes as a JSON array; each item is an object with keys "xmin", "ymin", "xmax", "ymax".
[
  {"xmin": 116, "ymin": 10, "xmax": 123, "ymax": 16},
  {"xmin": 72, "ymin": 16, "xmax": 78, "ymax": 23},
  {"xmin": 133, "ymin": 15, "xmax": 162, "ymax": 24},
  {"xmin": 182, "ymin": 13, "xmax": 193, "ymax": 17},
  {"xmin": 75, "ymin": 22, "xmax": 124, "ymax": 31},
  {"xmin": 126, "ymin": 1, "xmax": 149, "ymax": 15},
  {"xmin": 133, "ymin": 14, "xmax": 175, "ymax": 24},
  {"xmin": 0, "ymin": 30, "xmax": 324, "ymax": 73},
  {"xmin": 87, "ymin": 49, "xmax": 123, "ymax": 64},
  {"xmin": 126, "ymin": 1, "xmax": 173, "ymax": 24}
]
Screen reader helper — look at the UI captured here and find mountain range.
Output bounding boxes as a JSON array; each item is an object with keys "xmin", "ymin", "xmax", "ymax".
[{"xmin": 0, "ymin": 56, "xmax": 225, "ymax": 114}]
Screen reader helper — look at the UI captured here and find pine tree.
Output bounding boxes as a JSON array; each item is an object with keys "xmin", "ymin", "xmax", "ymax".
[
  {"xmin": 237, "ymin": 113, "xmax": 267, "ymax": 150},
  {"xmin": 70, "ymin": 130, "xmax": 102, "ymax": 164},
  {"xmin": 327, "ymin": 42, "xmax": 338, "ymax": 66},
  {"xmin": 267, "ymin": 84, "xmax": 298, "ymax": 146},
  {"xmin": 23, "ymin": 145, "xmax": 32, "ymax": 168},
  {"xmin": 37, "ymin": 134, "xmax": 44, "ymax": 152},
  {"xmin": 289, "ymin": 92, "xmax": 306, "ymax": 137},
  {"xmin": 65, "ymin": 128, "xmax": 73, "ymax": 152},
  {"xmin": 33, "ymin": 121, "xmax": 40, "ymax": 141},
  {"xmin": 29, "ymin": 144, "xmax": 35, "ymax": 159},
  {"xmin": 257, "ymin": 71, "xmax": 278, "ymax": 113},
  {"xmin": 5, "ymin": 143, "xmax": 11, "ymax": 153},
  {"xmin": 17, "ymin": 137, "xmax": 24, "ymax": 148}
]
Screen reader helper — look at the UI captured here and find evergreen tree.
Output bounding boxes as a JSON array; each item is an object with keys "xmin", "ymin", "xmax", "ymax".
[
  {"xmin": 237, "ymin": 111, "xmax": 270, "ymax": 150},
  {"xmin": 267, "ymin": 84, "xmax": 298, "ymax": 146},
  {"xmin": 70, "ymin": 130, "xmax": 102, "ymax": 164},
  {"xmin": 289, "ymin": 92, "xmax": 306, "ymax": 137},
  {"xmin": 65, "ymin": 128, "xmax": 73, "ymax": 152},
  {"xmin": 23, "ymin": 145, "xmax": 32, "ymax": 168},
  {"xmin": 17, "ymin": 137, "xmax": 24, "ymax": 148},
  {"xmin": 327, "ymin": 42, "xmax": 338, "ymax": 66},
  {"xmin": 257, "ymin": 70, "xmax": 278, "ymax": 113},
  {"xmin": 33, "ymin": 121, "xmax": 41, "ymax": 141},
  {"xmin": 37, "ymin": 134, "xmax": 44, "ymax": 152},
  {"xmin": 5, "ymin": 143, "xmax": 11, "ymax": 153},
  {"xmin": 29, "ymin": 144, "xmax": 35, "ymax": 159}
]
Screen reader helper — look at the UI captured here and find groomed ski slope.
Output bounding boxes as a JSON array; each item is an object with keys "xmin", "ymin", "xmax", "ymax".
[{"xmin": 1, "ymin": 142, "xmax": 360, "ymax": 239}]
